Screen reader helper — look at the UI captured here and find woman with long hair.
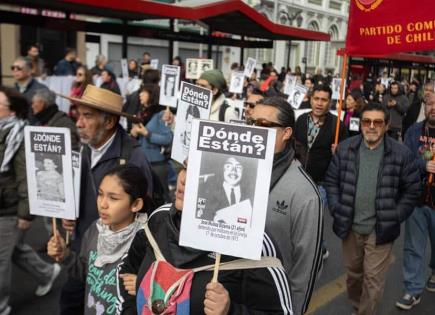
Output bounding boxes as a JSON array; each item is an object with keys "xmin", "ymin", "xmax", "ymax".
[{"xmin": 69, "ymin": 65, "xmax": 93, "ymax": 120}]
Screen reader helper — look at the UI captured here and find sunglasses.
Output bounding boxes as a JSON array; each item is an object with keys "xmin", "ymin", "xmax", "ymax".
[
  {"xmin": 10, "ymin": 65, "xmax": 23, "ymax": 71},
  {"xmin": 246, "ymin": 117, "xmax": 284, "ymax": 128},
  {"xmin": 244, "ymin": 101, "xmax": 256, "ymax": 109},
  {"xmin": 361, "ymin": 118, "xmax": 385, "ymax": 128}
]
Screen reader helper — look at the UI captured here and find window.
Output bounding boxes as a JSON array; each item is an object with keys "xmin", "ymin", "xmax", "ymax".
[
  {"xmin": 325, "ymin": 25, "xmax": 339, "ymax": 67},
  {"xmin": 306, "ymin": 21, "xmax": 320, "ymax": 66}
]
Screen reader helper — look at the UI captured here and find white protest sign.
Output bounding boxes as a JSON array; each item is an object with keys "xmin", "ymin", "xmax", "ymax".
[
  {"xmin": 150, "ymin": 59, "xmax": 159, "ymax": 70},
  {"xmin": 287, "ymin": 83, "xmax": 308, "ymax": 109},
  {"xmin": 229, "ymin": 72, "xmax": 245, "ymax": 94},
  {"xmin": 72, "ymin": 151, "xmax": 81, "ymax": 218},
  {"xmin": 244, "ymin": 57, "xmax": 256, "ymax": 77},
  {"xmin": 186, "ymin": 58, "xmax": 199, "ymax": 79},
  {"xmin": 24, "ymin": 126, "xmax": 75, "ymax": 220},
  {"xmin": 121, "ymin": 59, "xmax": 129, "ymax": 78},
  {"xmin": 226, "ymin": 98, "xmax": 245, "ymax": 120},
  {"xmin": 171, "ymin": 82, "xmax": 213, "ymax": 164},
  {"xmin": 179, "ymin": 120, "xmax": 276, "ymax": 260},
  {"xmin": 381, "ymin": 78, "xmax": 390, "ymax": 89},
  {"xmin": 294, "ymin": 109, "xmax": 312, "ymax": 120},
  {"xmin": 330, "ymin": 109, "xmax": 346, "ymax": 121},
  {"xmin": 283, "ymin": 74, "xmax": 296, "ymax": 96},
  {"xmin": 199, "ymin": 59, "xmax": 214, "ymax": 77},
  {"xmin": 159, "ymin": 65, "xmax": 181, "ymax": 108},
  {"xmin": 349, "ymin": 117, "xmax": 360, "ymax": 132},
  {"xmin": 332, "ymin": 78, "xmax": 346, "ymax": 100}
]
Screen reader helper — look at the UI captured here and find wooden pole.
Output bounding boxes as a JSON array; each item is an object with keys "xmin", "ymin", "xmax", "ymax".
[
  {"xmin": 66, "ymin": 231, "xmax": 70, "ymax": 245},
  {"xmin": 334, "ymin": 54, "xmax": 349, "ymax": 145},
  {"xmin": 52, "ymin": 217, "xmax": 58, "ymax": 238},
  {"xmin": 211, "ymin": 253, "xmax": 221, "ymax": 283}
]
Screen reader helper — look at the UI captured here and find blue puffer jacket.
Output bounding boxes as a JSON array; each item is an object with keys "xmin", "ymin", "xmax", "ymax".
[
  {"xmin": 324, "ymin": 135, "xmax": 422, "ymax": 245},
  {"xmin": 404, "ymin": 121, "xmax": 427, "ymax": 179},
  {"xmin": 138, "ymin": 111, "xmax": 173, "ymax": 163}
]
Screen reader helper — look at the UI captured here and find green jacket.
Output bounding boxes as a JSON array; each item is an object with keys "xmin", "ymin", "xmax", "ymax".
[{"xmin": 0, "ymin": 127, "xmax": 30, "ymax": 220}]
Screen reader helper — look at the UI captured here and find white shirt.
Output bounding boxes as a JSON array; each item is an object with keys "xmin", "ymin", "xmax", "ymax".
[
  {"xmin": 223, "ymin": 182, "xmax": 241, "ymax": 206},
  {"xmin": 417, "ymin": 101, "xmax": 426, "ymax": 123},
  {"xmin": 90, "ymin": 131, "xmax": 117, "ymax": 168}
]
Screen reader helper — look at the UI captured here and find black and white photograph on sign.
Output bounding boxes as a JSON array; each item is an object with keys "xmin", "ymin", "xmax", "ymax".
[
  {"xmin": 35, "ymin": 153, "xmax": 65, "ymax": 202},
  {"xmin": 229, "ymin": 72, "xmax": 244, "ymax": 94},
  {"xmin": 196, "ymin": 153, "xmax": 257, "ymax": 224},
  {"xmin": 381, "ymin": 78, "xmax": 390, "ymax": 89},
  {"xmin": 287, "ymin": 84, "xmax": 308, "ymax": 109},
  {"xmin": 159, "ymin": 65, "xmax": 180, "ymax": 108},
  {"xmin": 72, "ymin": 151, "xmax": 81, "ymax": 218},
  {"xmin": 179, "ymin": 119, "xmax": 276, "ymax": 260},
  {"xmin": 226, "ymin": 98, "xmax": 245, "ymax": 120},
  {"xmin": 243, "ymin": 57, "xmax": 256, "ymax": 77},
  {"xmin": 171, "ymin": 82, "xmax": 213, "ymax": 164},
  {"xmin": 331, "ymin": 78, "xmax": 346, "ymax": 100},
  {"xmin": 24, "ymin": 126, "xmax": 76, "ymax": 220},
  {"xmin": 150, "ymin": 59, "xmax": 159, "ymax": 70},
  {"xmin": 198, "ymin": 59, "xmax": 214, "ymax": 77},
  {"xmin": 349, "ymin": 117, "xmax": 360, "ymax": 132},
  {"xmin": 186, "ymin": 58, "xmax": 199, "ymax": 79},
  {"xmin": 121, "ymin": 58, "xmax": 129, "ymax": 78},
  {"xmin": 283, "ymin": 74, "xmax": 296, "ymax": 96}
]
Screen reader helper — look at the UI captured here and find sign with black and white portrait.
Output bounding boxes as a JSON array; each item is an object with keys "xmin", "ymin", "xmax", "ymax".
[
  {"xmin": 332, "ymin": 78, "xmax": 346, "ymax": 100},
  {"xmin": 186, "ymin": 58, "xmax": 199, "ymax": 79},
  {"xmin": 283, "ymin": 74, "xmax": 296, "ymax": 96},
  {"xmin": 229, "ymin": 71, "xmax": 244, "ymax": 94},
  {"xmin": 150, "ymin": 59, "xmax": 159, "ymax": 70},
  {"xmin": 171, "ymin": 82, "xmax": 213, "ymax": 164},
  {"xmin": 159, "ymin": 64, "xmax": 181, "ymax": 108},
  {"xmin": 243, "ymin": 57, "xmax": 256, "ymax": 78},
  {"xmin": 24, "ymin": 126, "xmax": 76, "ymax": 220},
  {"xmin": 179, "ymin": 120, "xmax": 276, "ymax": 260},
  {"xmin": 287, "ymin": 83, "xmax": 308, "ymax": 109},
  {"xmin": 199, "ymin": 59, "xmax": 214, "ymax": 76}
]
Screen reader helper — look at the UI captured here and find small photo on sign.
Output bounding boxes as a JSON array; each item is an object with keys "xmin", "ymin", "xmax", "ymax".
[
  {"xmin": 349, "ymin": 117, "xmax": 360, "ymax": 132},
  {"xmin": 186, "ymin": 58, "xmax": 199, "ymax": 79},
  {"xmin": 287, "ymin": 84, "xmax": 307, "ymax": 109},
  {"xmin": 283, "ymin": 75, "xmax": 296, "ymax": 96},
  {"xmin": 35, "ymin": 152, "xmax": 65, "ymax": 203},
  {"xmin": 229, "ymin": 72, "xmax": 244, "ymax": 94},
  {"xmin": 332, "ymin": 78, "xmax": 346, "ymax": 100},
  {"xmin": 244, "ymin": 57, "xmax": 256, "ymax": 78},
  {"xmin": 159, "ymin": 65, "xmax": 181, "ymax": 108},
  {"xmin": 196, "ymin": 153, "xmax": 258, "ymax": 225}
]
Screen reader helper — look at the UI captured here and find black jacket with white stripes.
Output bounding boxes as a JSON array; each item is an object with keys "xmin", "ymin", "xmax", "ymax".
[{"xmin": 119, "ymin": 204, "xmax": 293, "ymax": 315}]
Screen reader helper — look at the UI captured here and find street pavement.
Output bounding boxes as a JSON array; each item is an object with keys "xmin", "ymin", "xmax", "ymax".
[{"xmin": 9, "ymin": 214, "xmax": 435, "ymax": 315}]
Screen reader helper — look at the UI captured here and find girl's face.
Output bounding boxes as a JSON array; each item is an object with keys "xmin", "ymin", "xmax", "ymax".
[
  {"xmin": 97, "ymin": 175, "xmax": 142, "ymax": 231},
  {"xmin": 139, "ymin": 90, "xmax": 150, "ymax": 107},
  {"xmin": 76, "ymin": 69, "xmax": 85, "ymax": 83},
  {"xmin": 101, "ymin": 71, "xmax": 110, "ymax": 83},
  {"xmin": 346, "ymin": 95, "xmax": 356, "ymax": 110}
]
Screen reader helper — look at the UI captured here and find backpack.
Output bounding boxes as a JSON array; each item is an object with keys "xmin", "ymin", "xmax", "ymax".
[
  {"xmin": 119, "ymin": 139, "xmax": 166, "ymax": 212},
  {"xmin": 136, "ymin": 215, "xmax": 283, "ymax": 315}
]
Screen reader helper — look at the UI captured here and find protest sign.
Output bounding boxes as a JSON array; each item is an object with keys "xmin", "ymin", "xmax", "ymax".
[
  {"xmin": 199, "ymin": 59, "xmax": 214, "ymax": 76},
  {"xmin": 287, "ymin": 83, "xmax": 308, "ymax": 109},
  {"xmin": 186, "ymin": 58, "xmax": 199, "ymax": 79},
  {"xmin": 229, "ymin": 71, "xmax": 245, "ymax": 94},
  {"xmin": 24, "ymin": 126, "xmax": 75, "ymax": 220},
  {"xmin": 120, "ymin": 59, "xmax": 129, "ymax": 78},
  {"xmin": 381, "ymin": 77, "xmax": 390, "ymax": 89},
  {"xmin": 349, "ymin": 117, "xmax": 360, "ymax": 132},
  {"xmin": 294, "ymin": 109, "xmax": 312, "ymax": 121},
  {"xmin": 283, "ymin": 74, "xmax": 296, "ymax": 96},
  {"xmin": 179, "ymin": 120, "xmax": 276, "ymax": 260},
  {"xmin": 332, "ymin": 78, "xmax": 346, "ymax": 100},
  {"xmin": 150, "ymin": 59, "xmax": 159, "ymax": 70},
  {"xmin": 226, "ymin": 99, "xmax": 245, "ymax": 120},
  {"xmin": 243, "ymin": 57, "xmax": 256, "ymax": 77},
  {"xmin": 72, "ymin": 151, "xmax": 81, "ymax": 218},
  {"xmin": 159, "ymin": 65, "xmax": 181, "ymax": 108},
  {"xmin": 171, "ymin": 82, "xmax": 213, "ymax": 164}
]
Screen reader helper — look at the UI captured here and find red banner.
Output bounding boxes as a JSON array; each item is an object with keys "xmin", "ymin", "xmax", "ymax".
[{"xmin": 345, "ymin": 0, "xmax": 435, "ymax": 56}]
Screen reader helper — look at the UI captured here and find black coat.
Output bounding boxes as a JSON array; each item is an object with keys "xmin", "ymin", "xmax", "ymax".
[
  {"xmin": 294, "ymin": 112, "xmax": 347, "ymax": 183},
  {"xmin": 324, "ymin": 135, "xmax": 422, "ymax": 244}
]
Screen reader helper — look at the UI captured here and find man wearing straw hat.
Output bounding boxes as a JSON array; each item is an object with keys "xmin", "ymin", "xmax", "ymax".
[{"xmin": 58, "ymin": 85, "xmax": 153, "ymax": 314}]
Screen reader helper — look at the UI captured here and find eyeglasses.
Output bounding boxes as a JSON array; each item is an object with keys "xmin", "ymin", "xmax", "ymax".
[
  {"xmin": 361, "ymin": 118, "xmax": 385, "ymax": 128},
  {"xmin": 246, "ymin": 117, "xmax": 284, "ymax": 128},
  {"xmin": 10, "ymin": 65, "xmax": 23, "ymax": 71},
  {"xmin": 244, "ymin": 101, "xmax": 256, "ymax": 109},
  {"xmin": 224, "ymin": 163, "xmax": 243, "ymax": 172}
]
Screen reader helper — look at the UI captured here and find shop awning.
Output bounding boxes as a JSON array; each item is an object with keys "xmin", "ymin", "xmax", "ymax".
[{"xmin": 337, "ymin": 48, "xmax": 435, "ymax": 64}]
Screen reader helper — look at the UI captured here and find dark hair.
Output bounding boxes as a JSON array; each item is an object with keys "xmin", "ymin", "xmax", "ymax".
[
  {"xmin": 304, "ymin": 78, "xmax": 313, "ymax": 85},
  {"xmin": 259, "ymin": 97, "xmax": 295, "ymax": 129},
  {"xmin": 140, "ymin": 84, "xmax": 160, "ymax": 108},
  {"xmin": 65, "ymin": 47, "xmax": 76, "ymax": 56},
  {"xmin": 102, "ymin": 69, "xmax": 116, "ymax": 81},
  {"xmin": 28, "ymin": 43, "xmax": 40, "ymax": 51},
  {"xmin": 0, "ymin": 86, "xmax": 29, "ymax": 120},
  {"xmin": 73, "ymin": 65, "xmax": 93, "ymax": 89},
  {"xmin": 312, "ymin": 84, "xmax": 332, "ymax": 99},
  {"xmin": 251, "ymin": 87, "xmax": 264, "ymax": 96},
  {"xmin": 360, "ymin": 102, "xmax": 390, "ymax": 124},
  {"xmin": 143, "ymin": 52, "xmax": 150, "ymax": 57},
  {"xmin": 142, "ymin": 69, "xmax": 160, "ymax": 85},
  {"xmin": 186, "ymin": 104, "xmax": 200, "ymax": 119},
  {"xmin": 103, "ymin": 165, "xmax": 149, "ymax": 212},
  {"xmin": 172, "ymin": 56, "xmax": 183, "ymax": 66}
]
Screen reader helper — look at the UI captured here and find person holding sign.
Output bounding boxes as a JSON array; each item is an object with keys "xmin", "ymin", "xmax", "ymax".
[
  {"xmin": 0, "ymin": 87, "xmax": 61, "ymax": 315},
  {"xmin": 197, "ymin": 70, "xmax": 238, "ymax": 122},
  {"xmin": 119, "ymin": 169, "xmax": 293, "ymax": 314},
  {"xmin": 249, "ymin": 97, "xmax": 323, "ymax": 315},
  {"xmin": 344, "ymin": 89, "xmax": 365, "ymax": 137},
  {"xmin": 48, "ymin": 166, "xmax": 149, "ymax": 315}
]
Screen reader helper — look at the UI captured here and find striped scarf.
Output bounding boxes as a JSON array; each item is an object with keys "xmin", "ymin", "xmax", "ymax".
[{"xmin": 0, "ymin": 116, "xmax": 26, "ymax": 173}]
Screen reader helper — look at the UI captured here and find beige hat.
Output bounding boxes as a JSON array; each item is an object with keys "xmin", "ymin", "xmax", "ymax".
[{"xmin": 58, "ymin": 85, "xmax": 140, "ymax": 122}]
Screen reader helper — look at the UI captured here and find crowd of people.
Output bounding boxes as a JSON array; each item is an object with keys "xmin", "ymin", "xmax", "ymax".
[{"xmin": 0, "ymin": 43, "xmax": 435, "ymax": 315}]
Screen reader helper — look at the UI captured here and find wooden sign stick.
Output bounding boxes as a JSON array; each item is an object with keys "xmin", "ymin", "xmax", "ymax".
[
  {"xmin": 66, "ymin": 231, "xmax": 70, "ymax": 245},
  {"xmin": 52, "ymin": 217, "xmax": 59, "ymax": 262},
  {"xmin": 334, "ymin": 54, "xmax": 349, "ymax": 145},
  {"xmin": 212, "ymin": 253, "xmax": 221, "ymax": 283}
]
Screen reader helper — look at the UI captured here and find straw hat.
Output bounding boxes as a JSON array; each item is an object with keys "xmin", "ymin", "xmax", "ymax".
[{"xmin": 58, "ymin": 85, "xmax": 140, "ymax": 122}]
